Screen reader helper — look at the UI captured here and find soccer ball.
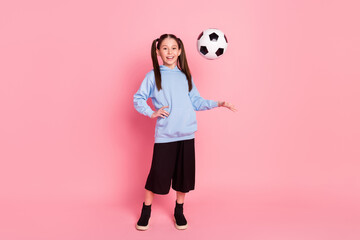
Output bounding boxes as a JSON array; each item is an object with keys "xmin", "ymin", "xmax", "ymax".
[{"xmin": 197, "ymin": 28, "xmax": 228, "ymax": 60}]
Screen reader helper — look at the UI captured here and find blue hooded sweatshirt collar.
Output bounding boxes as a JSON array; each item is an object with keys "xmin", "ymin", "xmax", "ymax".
[{"xmin": 160, "ymin": 65, "xmax": 181, "ymax": 72}]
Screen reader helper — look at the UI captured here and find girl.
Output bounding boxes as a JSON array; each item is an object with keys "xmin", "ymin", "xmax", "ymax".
[{"xmin": 133, "ymin": 33, "xmax": 236, "ymax": 231}]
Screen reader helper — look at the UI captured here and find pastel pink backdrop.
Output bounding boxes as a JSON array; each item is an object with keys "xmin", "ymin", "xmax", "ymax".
[{"xmin": 1, "ymin": 0, "xmax": 359, "ymax": 239}]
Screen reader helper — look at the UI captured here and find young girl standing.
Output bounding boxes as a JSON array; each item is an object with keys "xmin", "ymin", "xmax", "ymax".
[{"xmin": 133, "ymin": 33, "xmax": 236, "ymax": 231}]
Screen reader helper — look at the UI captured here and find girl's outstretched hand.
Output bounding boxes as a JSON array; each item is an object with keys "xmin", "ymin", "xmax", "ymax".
[
  {"xmin": 151, "ymin": 106, "xmax": 170, "ymax": 119},
  {"xmin": 218, "ymin": 101, "xmax": 237, "ymax": 112}
]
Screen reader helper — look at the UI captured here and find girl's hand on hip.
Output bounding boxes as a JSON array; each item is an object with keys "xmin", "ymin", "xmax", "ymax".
[
  {"xmin": 218, "ymin": 101, "xmax": 237, "ymax": 112},
  {"xmin": 151, "ymin": 106, "xmax": 170, "ymax": 119}
]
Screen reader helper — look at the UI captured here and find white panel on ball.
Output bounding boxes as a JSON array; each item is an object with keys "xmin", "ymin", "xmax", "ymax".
[{"xmin": 197, "ymin": 28, "xmax": 228, "ymax": 60}]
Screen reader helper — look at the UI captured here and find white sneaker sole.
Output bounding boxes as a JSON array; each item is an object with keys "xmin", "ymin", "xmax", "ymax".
[
  {"xmin": 174, "ymin": 217, "xmax": 188, "ymax": 230},
  {"xmin": 135, "ymin": 217, "xmax": 151, "ymax": 231}
]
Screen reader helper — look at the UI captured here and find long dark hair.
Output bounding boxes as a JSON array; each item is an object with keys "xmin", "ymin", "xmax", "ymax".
[{"xmin": 151, "ymin": 34, "xmax": 192, "ymax": 91}]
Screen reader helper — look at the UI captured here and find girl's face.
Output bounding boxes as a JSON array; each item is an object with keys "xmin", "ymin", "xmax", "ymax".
[{"xmin": 156, "ymin": 37, "xmax": 181, "ymax": 69}]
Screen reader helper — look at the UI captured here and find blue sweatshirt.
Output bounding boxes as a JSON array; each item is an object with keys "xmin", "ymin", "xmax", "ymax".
[{"xmin": 133, "ymin": 65, "xmax": 218, "ymax": 143}]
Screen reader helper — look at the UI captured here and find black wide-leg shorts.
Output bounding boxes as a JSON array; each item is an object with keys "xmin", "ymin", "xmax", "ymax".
[{"xmin": 145, "ymin": 138, "xmax": 195, "ymax": 195}]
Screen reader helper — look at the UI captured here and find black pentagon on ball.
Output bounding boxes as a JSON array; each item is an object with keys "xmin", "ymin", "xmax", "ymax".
[
  {"xmin": 224, "ymin": 34, "xmax": 228, "ymax": 43},
  {"xmin": 197, "ymin": 32, "xmax": 204, "ymax": 40},
  {"xmin": 215, "ymin": 48, "xmax": 224, "ymax": 56},
  {"xmin": 200, "ymin": 46, "xmax": 209, "ymax": 55},
  {"xmin": 209, "ymin": 32, "xmax": 219, "ymax": 41}
]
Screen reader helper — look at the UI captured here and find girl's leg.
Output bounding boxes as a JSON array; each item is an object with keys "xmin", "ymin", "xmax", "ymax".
[
  {"xmin": 174, "ymin": 191, "xmax": 187, "ymax": 230},
  {"xmin": 176, "ymin": 191, "xmax": 186, "ymax": 204},
  {"xmin": 136, "ymin": 190, "xmax": 153, "ymax": 230},
  {"xmin": 145, "ymin": 189, "xmax": 154, "ymax": 205}
]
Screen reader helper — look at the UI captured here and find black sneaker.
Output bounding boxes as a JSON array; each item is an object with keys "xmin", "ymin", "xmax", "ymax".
[
  {"xmin": 135, "ymin": 202, "xmax": 151, "ymax": 230},
  {"xmin": 174, "ymin": 200, "xmax": 188, "ymax": 230}
]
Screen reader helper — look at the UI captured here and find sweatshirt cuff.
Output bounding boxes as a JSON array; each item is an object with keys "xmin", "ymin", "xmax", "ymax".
[
  {"xmin": 144, "ymin": 108, "xmax": 155, "ymax": 118},
  {"xmin": 211, "ymin": 100, "xmax": 219, "ymax": 108}
]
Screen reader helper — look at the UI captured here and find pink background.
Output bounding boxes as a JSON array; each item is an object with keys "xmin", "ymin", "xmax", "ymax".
[{"xmin": 1, "ymin": 0, "xmax": 359, "ymax": 239}]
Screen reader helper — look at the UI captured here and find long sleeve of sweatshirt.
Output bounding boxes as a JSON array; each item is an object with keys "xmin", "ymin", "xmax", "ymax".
[
  {"xmin": 189, "ymin": 78, "xmax": 219, "ymax": 111},
  {"xmin": 133, "ymin": 73, "xmax": 155, "ymax": 118}
]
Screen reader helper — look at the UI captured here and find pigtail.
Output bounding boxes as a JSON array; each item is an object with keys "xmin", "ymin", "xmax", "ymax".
[
  {"xmin": 177, "ymin": 38, "xmax": 193, "ymax": 92},
  {"xmin": 151, "ymin": 38, "xmax": 162, "ymax": 91}
]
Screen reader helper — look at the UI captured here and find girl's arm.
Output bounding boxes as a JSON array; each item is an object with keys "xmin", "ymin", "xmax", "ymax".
[
  {"xmin": 133, "ymin": 73, "xmax": 155, "ymax": 118},
  {"xmin": 189, "ymin": 78, "xmax": 237, "ymax": 112},
  {"xmin": 188, "ymin": 78, "xmax": 218, "ymax": 111}
]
